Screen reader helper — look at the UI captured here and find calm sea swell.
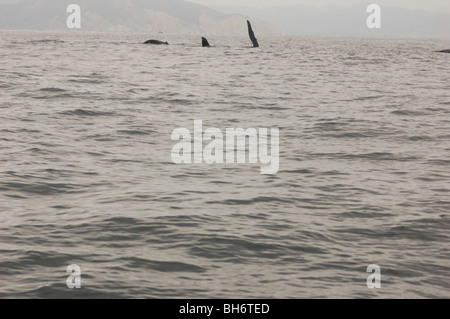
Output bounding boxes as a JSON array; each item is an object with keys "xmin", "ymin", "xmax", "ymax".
[{"xmin": 0, "ymin": 31, "xmax": 449, "ymax": 298}]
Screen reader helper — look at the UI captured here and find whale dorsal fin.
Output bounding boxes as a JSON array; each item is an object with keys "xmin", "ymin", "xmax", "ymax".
[
  {"xmin": 201, "ymin": 37, "xmax": 210, "ymax": 47},
  {"xmin": 247, "ymin": 20, "xmax": 259, "ymax": 48}
]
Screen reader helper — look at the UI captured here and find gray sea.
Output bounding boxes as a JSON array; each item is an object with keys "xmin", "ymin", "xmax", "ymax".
[{"xmin": 0, "ymin": 30, "xmax": 449, "ymax": 299}]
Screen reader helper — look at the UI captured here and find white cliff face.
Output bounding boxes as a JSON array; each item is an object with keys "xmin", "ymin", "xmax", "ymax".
[{"xmin": 0, "ymin": 0, "xmax": 281, "ymax": 35}]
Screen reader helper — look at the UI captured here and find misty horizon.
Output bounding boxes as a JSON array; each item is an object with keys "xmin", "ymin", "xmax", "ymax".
[
  {"xmin": 0, "ymin": 0, "xmax": 449, "ymax": 38},
  {"xmin": 1, "ymin": 0, "xmax": 450, "ymax": 13}
]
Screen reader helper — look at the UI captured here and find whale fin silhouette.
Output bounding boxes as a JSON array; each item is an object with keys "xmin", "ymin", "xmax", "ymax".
[
  {"xmin": 201, "ymin": 37, "xmax": 210, "ymax": 47},
  {"xmin": 247, "ymin": 20, "xmax": 259, "ymax": 48}
]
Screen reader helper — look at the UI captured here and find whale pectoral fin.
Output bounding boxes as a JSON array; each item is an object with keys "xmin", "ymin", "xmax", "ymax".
[{"xmin": 247, "ymin": 20, "xmax": 259, "ymax": 48}]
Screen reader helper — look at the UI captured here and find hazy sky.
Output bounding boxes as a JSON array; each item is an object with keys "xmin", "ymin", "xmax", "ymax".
[
  {"xmin": 0, "ymin": 0, "xmax": 449, "ymax": 12},
  {"xmin": 189, "ymin": 0, "xmax": 450, "ymax": 13}
]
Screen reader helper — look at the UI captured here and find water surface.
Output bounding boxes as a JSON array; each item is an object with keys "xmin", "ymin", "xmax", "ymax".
[{"xmin": 0, "ymin": 31, "xmax": 449, "ymax": 298}]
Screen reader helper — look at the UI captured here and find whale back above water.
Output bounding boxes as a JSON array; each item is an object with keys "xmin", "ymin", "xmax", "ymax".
[
  {"xmin": 437, "ymin": 49, "xmax": 450, "ymax": 53},
  {"xmin": 144, "ymin": 40, "xmax": 169, "ymax": 45},
  {"xmin": 142, "ymin": 21, "xmax": 259, "ymax": 48}
]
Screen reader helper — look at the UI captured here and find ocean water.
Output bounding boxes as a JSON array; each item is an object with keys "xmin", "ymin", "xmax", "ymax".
[{"xmin": 0, "ymin": 30, "xmax": 449, "ymax": 299}]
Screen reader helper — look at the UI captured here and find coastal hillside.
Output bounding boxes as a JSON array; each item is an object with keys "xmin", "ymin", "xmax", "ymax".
[{"xmin": 0, "ymin": 0, "xmax": 281, "ymax": 35}]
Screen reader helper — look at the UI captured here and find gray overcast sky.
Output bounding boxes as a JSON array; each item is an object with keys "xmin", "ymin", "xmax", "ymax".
[
  {"xmin": 0, "ymin": 0, "xmax": 449, "ymax": 12},
  {"xmin": 189, "ymin": 0, "xmax": 450, "ymax": 13}
]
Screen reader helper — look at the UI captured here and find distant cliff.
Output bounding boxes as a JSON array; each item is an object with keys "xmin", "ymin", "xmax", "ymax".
[{"xmin": 0, "ymin": 0, "xmax": 281, "ymax": 36}]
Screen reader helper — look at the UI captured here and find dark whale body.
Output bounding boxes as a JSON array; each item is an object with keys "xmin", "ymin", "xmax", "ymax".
[
  {"xmin": 201, "ymin": 37, "xmax": 210, "ymax": 47},
  {"xmin": 144, "ymin": 40, "xmax": 169, "ymax": 45},
  {"xmin": 437, "ymin": 49, "xmax": 450, "ymax": 53}
]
